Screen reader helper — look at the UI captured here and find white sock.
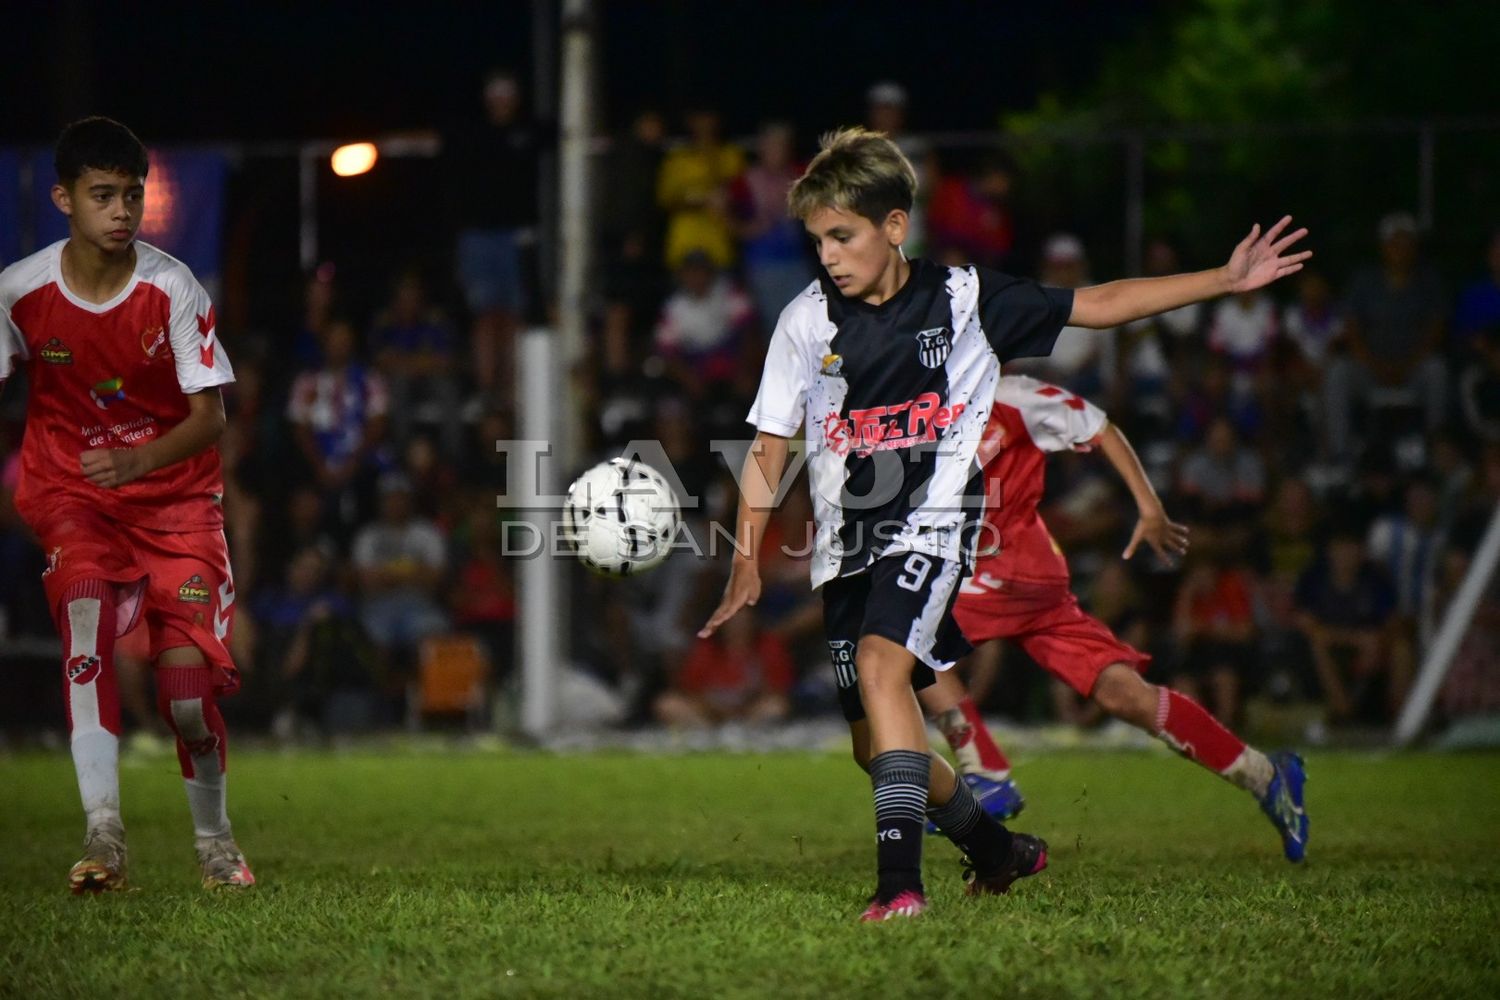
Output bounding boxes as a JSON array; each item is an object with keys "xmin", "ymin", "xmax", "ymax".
[
  {"xmin": 184, "ymin": 759, "xmax": 231, "ymax": 839},
  {"xmin": 1222, "ymin": 747, "xmax": 1275, "ymax": 799},
  {"xmin": 65, "ymin": 596, "xmax": 121, "ymax": 831},
  {"xmin": 73, "ymin": 730, "xmax": 121, "ymax": 830}
]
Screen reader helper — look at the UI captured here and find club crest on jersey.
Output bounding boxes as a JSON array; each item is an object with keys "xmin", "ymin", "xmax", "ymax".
[
  {"xmin": 40, "ymin": 338, "xmax": 73, "ymax": 365},
  {"xmin": 820, "ymin": 353, "xmax": 845, "ymax": 377},
  {"xmin": 90, "ymin": 376, "xmax": 126, "ymax": 409},
  {"xmin": 915, "ymin": 327, "xmax": 952, "ymax": 368},
  {"xmin": 827, "ymin": 639, "xmax": 857, "ymax": 689},
  {"xmin": 178, "ymin": 575, "xmax": 212, "ymax": 604},
  {"xmin": 140, "ymin": 326, "xmax": 168, "ymax": 360},
  {"xmin": 67, "ymin": 654, "xmax": 101, "ymax": 686}
]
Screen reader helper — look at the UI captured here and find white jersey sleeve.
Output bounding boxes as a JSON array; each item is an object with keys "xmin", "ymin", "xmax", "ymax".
[
  {"xmin": 0, "ymin": 262, "xmax": 34, "ymax": 385},
  {"xmin": 995, "ymin": 374, "xmax": 1108, "ymax": 453},
  {"xmin": 137, "ymin": 245, "xmax": 234, "ymax": 394},
  {"xmin": 0, "ymin": 304, "xmax": 23, "ymax": 385},
  {"xmin": 746, "ymin": 290, "xmax": 820, "ymax": 437}
]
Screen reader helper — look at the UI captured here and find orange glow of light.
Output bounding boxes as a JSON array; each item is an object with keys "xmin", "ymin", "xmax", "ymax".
[
  {"xmin": 330, "ymin": 142, "xmax": 378, "ymax": 177},
  {"xmin": 138, "ymin": 150, "xmax": 177, "ymax": 240}
]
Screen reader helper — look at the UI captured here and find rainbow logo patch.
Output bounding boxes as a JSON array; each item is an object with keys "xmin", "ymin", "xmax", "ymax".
[{"xmin": 90, "ymin": 377, "xmax": 126, "ymax": 409}]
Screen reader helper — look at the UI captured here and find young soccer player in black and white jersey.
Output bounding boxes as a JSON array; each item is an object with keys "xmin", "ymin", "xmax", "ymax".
[{"xmin": 700, "ymin": 127, "xmax": 1310, "ymax": 921}]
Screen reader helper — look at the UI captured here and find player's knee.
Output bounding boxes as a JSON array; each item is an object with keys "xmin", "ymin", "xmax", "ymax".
[
  {"xmin": 1091, "ymin": 665, "xmax": 1153, "ymax": 723},
  {"xmin": 154, "ymin": 666, "xmax": 223, "ymax": 757},
  {"xmin": 855, "ymin": 649, "xmax": 912, "ymax": 699},
  {"xmin": 156, "ymin": 683, "xmax": 211, "ymax": 741}
]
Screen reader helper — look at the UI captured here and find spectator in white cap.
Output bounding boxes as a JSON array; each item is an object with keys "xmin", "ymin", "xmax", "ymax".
[
  {"xmin": 351, "ymin": 470, "xmax": 449, "ymax": 679},
  {"xmin": 865, "ymin": 80, "xmax": 930, "ymax": 256},
  {"xmin": 1323, "ymin": 210, "xmax": 1448, "ymax": 460},
  {"xmin": 1003, "ymin": 233, "xmax": 1116, "ymax": 395}
]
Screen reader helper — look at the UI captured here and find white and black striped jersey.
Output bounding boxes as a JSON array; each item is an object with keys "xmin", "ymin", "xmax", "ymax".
[{"xmin": 747, "ymin": 258, "xmax": 1074, "ymax": 588}]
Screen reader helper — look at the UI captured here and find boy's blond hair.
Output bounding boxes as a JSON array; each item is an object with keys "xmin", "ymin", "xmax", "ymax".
[{"xmin": 787, "ymin": 126, "xmax": 917, "ymax": 224}]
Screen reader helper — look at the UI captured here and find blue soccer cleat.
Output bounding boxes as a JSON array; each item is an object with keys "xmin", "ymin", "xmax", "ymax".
[
  {"xmin": 1259, "ymin": 751, "xmax": 1309, "ymax": 862},
  {"xmin": 927, "ymin": 774, "xmax": 1025, "ymax": 834}
]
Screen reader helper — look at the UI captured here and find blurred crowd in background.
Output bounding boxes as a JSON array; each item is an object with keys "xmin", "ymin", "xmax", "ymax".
[{"xmin": 3, "ymin": 73, "xmax": 1500, "ymax": 745}]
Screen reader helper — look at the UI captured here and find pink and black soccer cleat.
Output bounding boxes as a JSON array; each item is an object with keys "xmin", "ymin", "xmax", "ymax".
[
  {"xmin": 964, "ymin": 833, "xmax": 1048, "ymax": 896},
  {"xmin": 859, "ymin": 889, "xmax": 928, "ymax": 922}
]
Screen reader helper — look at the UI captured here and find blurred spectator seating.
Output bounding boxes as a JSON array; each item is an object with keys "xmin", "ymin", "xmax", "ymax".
[
  {"xmin": 409, "ymin": 635, "xmax": 491, "ymax": 729},
  {"xmin": 1293, "ymin": 529, "xmax": 1412, "ymax": 725},
  {"xmin": 286, "ymin": 318, "xmax": 390, "ymax": 534},
  {"xmin": 351, "ymin": 472, "xmax": 449, "ymax": 678},
  {"xmin": 369, "ymin": 269, "xmax": 462, "ymax": 457},
  {"xmin": 1323, "ymin": 212, "xmax": 1448, "ymax": 460},
  {"xmin": 731, "ymin": 121, "xmax": 812, "ymax": 330},
  {"xmin": 656, "ymin": 108, "xmax": 744, "ymax": 271}
]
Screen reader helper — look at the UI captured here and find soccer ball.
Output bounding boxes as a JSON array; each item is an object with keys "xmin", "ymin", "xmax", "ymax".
[{"xmin": 563, "ymin": 458, "xmax": 682, "ymax": 576}]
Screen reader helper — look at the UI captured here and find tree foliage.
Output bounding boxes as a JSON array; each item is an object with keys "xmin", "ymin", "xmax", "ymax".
[{"xmin": 997, "ymin": 0, "xmax": 1498, "ymax": 273}]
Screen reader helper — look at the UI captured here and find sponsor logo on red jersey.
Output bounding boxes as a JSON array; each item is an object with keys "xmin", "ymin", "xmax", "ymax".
[
  {"xmin": 67, "ymin": 654, "xmax": 101, "ymax": 685},
  {"xmin": 40, "ymin": 338, "xmax": 73, "ymax": 365},
  {"xmin": 824, "ymin": 392, "xmax": 966, "ymax": 458},
  {"xmin": 90, "ymin": 376, "xmax": 126, "ymax": 409},
  {"xmin": 178, "ymin": 575, "xmax": 212, "ymax": 604}
]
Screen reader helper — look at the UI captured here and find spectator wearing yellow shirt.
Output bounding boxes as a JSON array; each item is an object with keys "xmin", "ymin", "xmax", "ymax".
[{"xmin": 657, "ymin": 108, "xmax": 746, "ymax": 270}]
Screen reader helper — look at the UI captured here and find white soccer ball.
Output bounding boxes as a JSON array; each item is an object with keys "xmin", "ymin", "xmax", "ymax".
[{"xmin": 563, "ymin": 457, "xmax": 682, "ymax": 576}]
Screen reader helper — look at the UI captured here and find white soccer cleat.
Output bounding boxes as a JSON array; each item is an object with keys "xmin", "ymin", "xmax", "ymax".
[
  {"xmin": 196, "ymin": 835, "xmax": 256, "ymax": 889},
  {"xmin": 69, "ymin": 821, "xmax": 129, "ymax": 894}
]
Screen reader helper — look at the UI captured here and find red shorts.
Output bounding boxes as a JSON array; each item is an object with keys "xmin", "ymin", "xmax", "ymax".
[
  {"xmin": 35, "ymin": 505, "xmax": 239, "ymax": 694},
  {"xmin": 953, "ymin": 577, "xmax": 1149, "ymax": 697}
]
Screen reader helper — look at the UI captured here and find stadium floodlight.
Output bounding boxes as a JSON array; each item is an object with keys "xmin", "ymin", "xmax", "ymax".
[{"xmin": 330, "ymin": 142, "xmax": 378, "ymax": 177}]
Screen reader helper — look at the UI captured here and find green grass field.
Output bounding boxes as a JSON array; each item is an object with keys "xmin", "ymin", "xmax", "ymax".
[{"xmin": 2, "ymin": 748, "xmax": 1498, "ymax": 998}]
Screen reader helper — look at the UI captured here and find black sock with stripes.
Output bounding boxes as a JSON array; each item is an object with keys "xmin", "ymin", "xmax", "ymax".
[
  {"xmin": 926, "ymin": 772, "xmax": 1015, "ymax": 870},
  {"xmin": 870, "ymin": 749, "xmax": 930, "ymax": 902}
]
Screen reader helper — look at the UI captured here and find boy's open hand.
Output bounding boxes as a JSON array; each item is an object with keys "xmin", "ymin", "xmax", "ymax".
[
  {"xmin": 81, "ymin": 448, "xmax": 149, "ymax": 489},
  {"xmin": 1225, "ymin": 215, "xmax": 1312, "ymax": 293},
  {"xmin": 1123, "ymin": 512, "xmax": 1190, "ymax": 562},
  {"xmin": 698, "ymin": 563, "xmax": 761, "ymax": 638}
]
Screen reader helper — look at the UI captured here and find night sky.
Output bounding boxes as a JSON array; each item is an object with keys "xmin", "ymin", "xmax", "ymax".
[{"xmin": 5, "ymin": 1, "xmax": 1157, "ymax": 144}]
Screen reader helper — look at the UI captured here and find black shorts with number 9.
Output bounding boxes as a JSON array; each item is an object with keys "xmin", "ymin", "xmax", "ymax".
[{"xmin": 821, "ymin": 552, "xmax": 973, "ymax": 723}]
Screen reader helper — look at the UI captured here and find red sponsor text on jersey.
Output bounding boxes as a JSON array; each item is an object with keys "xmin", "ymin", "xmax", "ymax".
[{"xmin": 824, "ymin": 392, "xmax": 966, "ymax": 458}]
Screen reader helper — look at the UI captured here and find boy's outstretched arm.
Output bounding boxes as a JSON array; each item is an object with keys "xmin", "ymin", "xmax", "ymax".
[
  {"xmin": 699, "ymin": 430, "xmax": 790, "ymax": 637},
  {"xmin": 1070, "ymin": 216, "xmax": 1311, "ymax": 329},
  {"xmin": 81, "ymin": 387, "xmax": 227, "ymax": 489},
  {"xmin": 1094, "ymin": 422, "xmax": 1190, "ymax": 561}
]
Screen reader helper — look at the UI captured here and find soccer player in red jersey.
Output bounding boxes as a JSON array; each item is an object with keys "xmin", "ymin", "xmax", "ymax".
[
  {"xmin": 951, "ymin": 374, "xmax": 1308, "ymax": 861},
  {"xmin": 0, "ymin": 118, "xmax": 254, "ymax": 891}
]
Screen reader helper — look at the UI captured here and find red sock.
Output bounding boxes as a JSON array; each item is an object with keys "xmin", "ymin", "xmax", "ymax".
[
  {"xmin": 1154, "ymin": 687, "xmax": 1245, "ymax": 772},
  {"xmin": 937, "ymin": 696, "xmax": 1011, "ymax": 777},
  {"xmin": 58, "ymin": 579, "xmax": 120, "ymax": 738}
]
